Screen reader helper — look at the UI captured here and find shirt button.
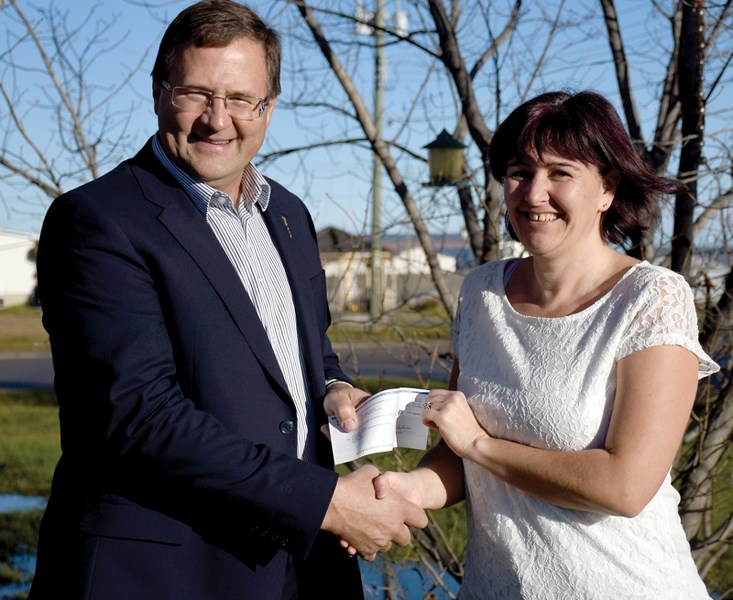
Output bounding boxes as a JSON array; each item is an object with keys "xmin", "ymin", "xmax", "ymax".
[
  {"xmin": 211, "ymin": 193, "xmax": 230, "ymax": 208},
  {"xmin": 279, "ymin": 420, "xmax": 295, "ymax": 435}
]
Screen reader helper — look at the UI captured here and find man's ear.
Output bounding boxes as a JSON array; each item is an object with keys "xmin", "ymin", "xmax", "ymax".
[
  {"xmin": 152, "ymin": 81, "xmax": 163, "ymax": 116},
  {"xmin": 264, "ymin": 97, "xmax": 277, "ymax": 128}
]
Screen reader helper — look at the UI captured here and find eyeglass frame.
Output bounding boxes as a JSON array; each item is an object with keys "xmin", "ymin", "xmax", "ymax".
[{"xmin": 158, "ymin": 80, "xmax": 268, "ymax": 121}]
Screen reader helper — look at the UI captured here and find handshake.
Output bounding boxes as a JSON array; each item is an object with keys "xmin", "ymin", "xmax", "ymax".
[{"xmin": 321, "ymin": 463, "xmax": 427, "ymax": 561}]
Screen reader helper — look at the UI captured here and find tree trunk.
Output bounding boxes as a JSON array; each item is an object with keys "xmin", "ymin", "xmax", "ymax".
[{"xmin": 672, "ymin": 0, "xmax": 705, "ymax": 276}]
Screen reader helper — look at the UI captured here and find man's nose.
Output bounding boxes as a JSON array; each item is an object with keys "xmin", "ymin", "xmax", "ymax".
[{"xmin": 201, "ymin": 95, "xmax": 232, "ymax": 127}]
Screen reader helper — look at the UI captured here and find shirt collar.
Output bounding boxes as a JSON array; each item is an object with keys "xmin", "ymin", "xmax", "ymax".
[{"xmin": 151, "ymin": 134, "xmax": 271, "ymax": 218}]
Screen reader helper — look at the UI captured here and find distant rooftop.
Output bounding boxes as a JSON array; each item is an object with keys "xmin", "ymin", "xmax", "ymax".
[{"xmin": 317, "ymin": 226, "xmax": 369, "ymax": 253}]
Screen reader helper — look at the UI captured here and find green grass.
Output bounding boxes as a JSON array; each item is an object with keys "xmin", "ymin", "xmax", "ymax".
[
  {"xmin": 350, "ymin": 374, "xmax": 451, "ymax": 395},
  {"xmin": 0, "ymin": 390, "xmax": 59, "ymax": 497},
  {"xmin": 328, "ymin": 322, "xmax": 452, "ymax": 344},
  {"xmin": 0, "ymin": 306, "xmax": 39, "ymax": 316},
  {"xmin": 0, "ymin": 303, "xmax": 456, "ymax": 351},
  {"xmin": 700, "ymin": 442, "xmax": 733, "ymax": 595},
  {"xmin": 0, "ymin": 306, "xmax": 48, "ymax": 352},
  {"xmin": 328, "ymin": 305, "xmax": 452, "ymax": 344}
]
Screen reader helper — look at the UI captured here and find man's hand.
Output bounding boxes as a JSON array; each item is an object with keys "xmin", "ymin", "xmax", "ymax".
[
  {"xmin": 322, "ymin": 383, "xmax": 370, "ymax": 434},
  {"xmin": 321, "ymin": 464, "xmax": 428, "ymax": 560}
]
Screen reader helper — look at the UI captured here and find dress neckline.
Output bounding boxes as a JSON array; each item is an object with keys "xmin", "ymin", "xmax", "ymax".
[{"xmin": 500, "ymin": 258, "xmax": 647, "ymax": 320}]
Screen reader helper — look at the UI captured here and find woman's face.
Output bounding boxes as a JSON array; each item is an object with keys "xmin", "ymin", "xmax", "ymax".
[{"xmin": 503, "ymin": 151, "xmax": 615, "ymax": 258}]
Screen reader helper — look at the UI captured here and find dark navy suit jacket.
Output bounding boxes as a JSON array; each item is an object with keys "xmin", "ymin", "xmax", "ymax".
[{"xmin": 30, "ymin": 139, "xmax": 363, "ymax": 599}]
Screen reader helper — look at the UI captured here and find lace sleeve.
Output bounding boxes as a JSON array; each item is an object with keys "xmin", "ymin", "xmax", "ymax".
[{"xmin": 617, "ymin": 270, "xmax": 719, "ymax": 378}]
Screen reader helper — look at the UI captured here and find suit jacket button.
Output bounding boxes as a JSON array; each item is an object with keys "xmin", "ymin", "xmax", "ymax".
[{"xmin": 279, "ymin": 420, "xmax": 295, "ymax": 434}]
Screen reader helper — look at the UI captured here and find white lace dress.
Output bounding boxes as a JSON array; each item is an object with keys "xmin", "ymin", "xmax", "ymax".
[{"xmin": 453, "ymin": 259, "xmax": 718, "ymax": 600}]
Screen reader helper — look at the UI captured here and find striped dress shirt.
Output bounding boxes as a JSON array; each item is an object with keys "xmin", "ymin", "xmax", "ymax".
[{"xmin": 152, "ymin": 136, "xmax": 314, "ymax": 460}]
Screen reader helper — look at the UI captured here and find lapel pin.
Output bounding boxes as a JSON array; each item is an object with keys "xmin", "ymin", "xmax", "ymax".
[{"xmin": 281, "ymin": 215, "xmax": 292, "ymax": 238}]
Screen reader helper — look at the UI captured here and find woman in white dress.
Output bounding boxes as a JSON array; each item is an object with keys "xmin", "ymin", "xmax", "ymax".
[{"xmin": 368, "ymin": 91, "xmax": 719, "ymax": 599}]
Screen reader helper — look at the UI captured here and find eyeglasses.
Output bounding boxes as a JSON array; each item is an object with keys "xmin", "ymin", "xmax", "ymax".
[{"xmin": 159, "ymin": 80, "xmax": 268, "ymax": 121}]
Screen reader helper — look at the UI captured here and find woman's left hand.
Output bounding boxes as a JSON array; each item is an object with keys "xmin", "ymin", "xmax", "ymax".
[{"xmin": 422, "ymin": 389, "xmax": 489, "ymax": 459}]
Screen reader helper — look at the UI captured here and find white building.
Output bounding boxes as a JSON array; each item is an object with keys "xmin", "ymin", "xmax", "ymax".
[
  {"xmin": 388, "ymin": 246, "xmax": 457, "ymax": 275},
  {"xmin": 317, "ymin": 227, "xmax": 465, "ymax": 313},
  {"xmin": 0, "ymin": 229, "xmax": 38, "ymax": 308}
]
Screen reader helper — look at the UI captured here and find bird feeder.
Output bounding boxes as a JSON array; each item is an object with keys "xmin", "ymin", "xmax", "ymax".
[{"xmin": 424, "ymin": 129, "xmax": 466, "ymax": 185}]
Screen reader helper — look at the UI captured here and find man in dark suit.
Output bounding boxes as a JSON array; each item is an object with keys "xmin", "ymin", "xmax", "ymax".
[{"xmin": 30, "ymin": 2, "xmax": 427, "ymax": 598}]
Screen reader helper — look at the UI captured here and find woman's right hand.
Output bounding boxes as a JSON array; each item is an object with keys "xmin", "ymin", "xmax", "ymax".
[{"xmin": 373, "ymin": 471, "xmax": 425, "ymax": 508}]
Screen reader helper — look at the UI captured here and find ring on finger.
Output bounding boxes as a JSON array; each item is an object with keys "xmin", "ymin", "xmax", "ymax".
[{"xmin": 425, "ymin": 401, "xmax": 433, "ymax": 410}]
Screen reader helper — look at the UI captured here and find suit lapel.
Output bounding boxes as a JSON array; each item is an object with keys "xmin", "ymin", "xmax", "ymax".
[
  {"xmin": 263, "ymin": 196, "xmax": 323, "ymax": 394},
  {"xmin": 131, "ymin": 155, "xmax": 290, "ymax": 395}
]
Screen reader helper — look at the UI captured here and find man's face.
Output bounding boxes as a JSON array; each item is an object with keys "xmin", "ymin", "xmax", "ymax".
[{"xmin": 153, "ymin": 38, "xmax": 276, "ymax": 200}]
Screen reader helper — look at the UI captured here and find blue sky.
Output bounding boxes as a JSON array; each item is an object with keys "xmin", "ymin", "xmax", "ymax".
[{"xmin": 1, "ymin": 1, "xmax": 731, "ymax": 242}]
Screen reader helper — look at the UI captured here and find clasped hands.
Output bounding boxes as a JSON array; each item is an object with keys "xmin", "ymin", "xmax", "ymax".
[{"xmin": 322, "ymin": 385, "xmax": 483, "ymax": 560}]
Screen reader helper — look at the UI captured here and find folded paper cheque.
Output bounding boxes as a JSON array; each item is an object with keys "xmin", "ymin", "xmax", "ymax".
[{"xmin": 328, "ymin": 387, "xmax": 430, "ymax": 464}]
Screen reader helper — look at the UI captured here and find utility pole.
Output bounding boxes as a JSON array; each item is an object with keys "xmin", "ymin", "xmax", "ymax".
[
  {"xmin": 369, "ymin": 0, "xmax": 384, "ymax": 322},
  {"xmin": 357, "ymin": 0, "xmax": 406, "ymax": 320}
]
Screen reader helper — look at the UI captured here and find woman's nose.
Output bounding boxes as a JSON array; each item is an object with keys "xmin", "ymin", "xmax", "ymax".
[{"xmin": 523, "ymin": 175, "xmax": 550, "ymax": 203}]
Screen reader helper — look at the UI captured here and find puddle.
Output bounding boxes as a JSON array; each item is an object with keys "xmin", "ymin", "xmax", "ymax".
[{"xmin": 0, "ymin": 494, "xmax": 46, "ymax": 513}]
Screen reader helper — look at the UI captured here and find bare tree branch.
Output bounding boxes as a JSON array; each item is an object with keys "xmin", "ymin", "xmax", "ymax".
[{"xmin": 288, "ymin": 0, "xmax": 457, "ymax": 315}]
